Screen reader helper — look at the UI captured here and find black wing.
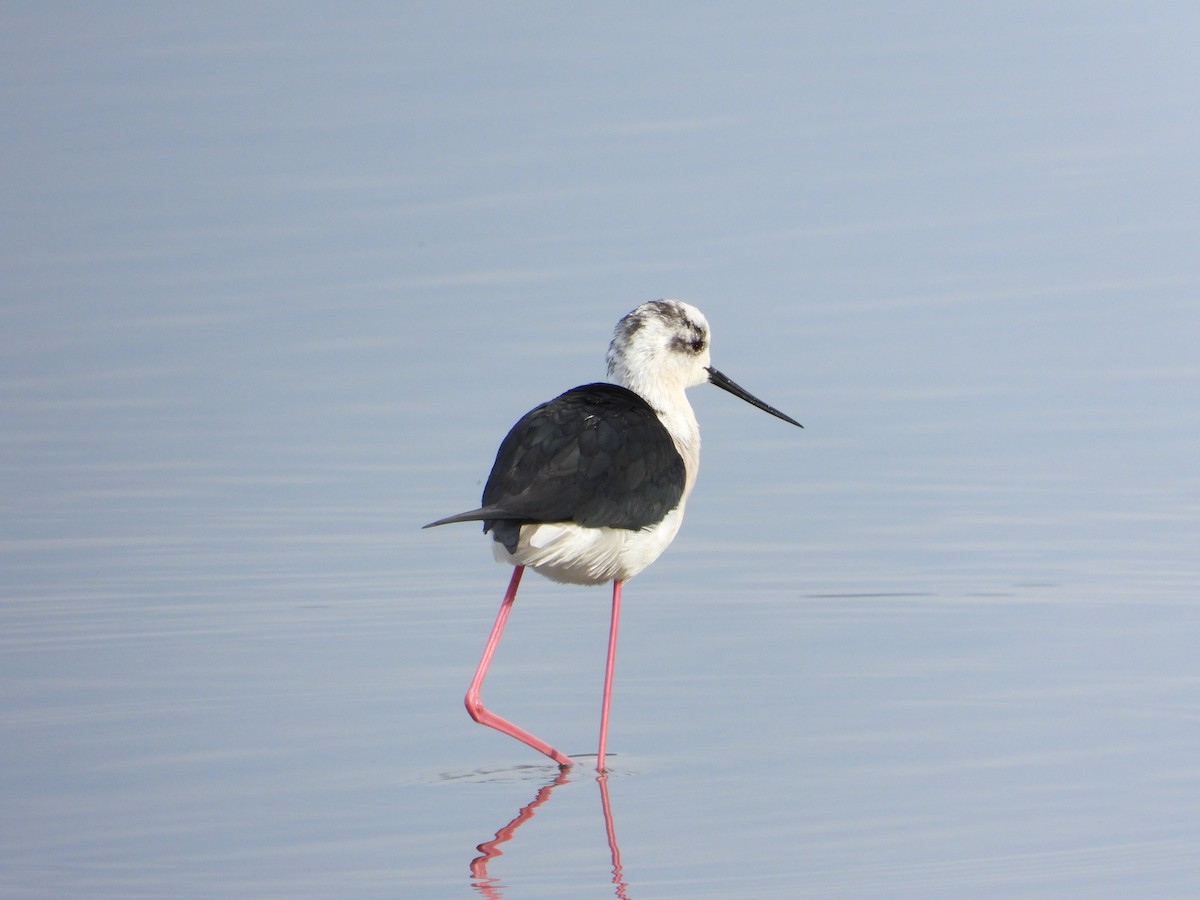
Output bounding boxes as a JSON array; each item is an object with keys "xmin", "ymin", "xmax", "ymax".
[{"xmin": 424, "ymin": 383, "xmax": 686, "ymax": 552}]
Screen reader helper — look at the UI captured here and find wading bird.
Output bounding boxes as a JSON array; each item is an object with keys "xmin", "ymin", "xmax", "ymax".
[{"xmin": 425, "ymin": 299, "xmax": 802, "ymax": 770}]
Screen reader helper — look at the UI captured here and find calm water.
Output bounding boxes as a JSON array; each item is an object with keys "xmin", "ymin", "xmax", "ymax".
[{"xmin": 3, "ymin": 4, "xmax": 1200, "ymax": 897}]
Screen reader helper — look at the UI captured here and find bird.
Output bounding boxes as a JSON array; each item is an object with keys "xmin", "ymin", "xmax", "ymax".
[{"xmin": 424, "ymin": 299, "xmax": 802, "ymax": 771}]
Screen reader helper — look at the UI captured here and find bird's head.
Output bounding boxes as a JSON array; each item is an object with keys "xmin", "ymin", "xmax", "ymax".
[
  {"xmin": 607, "ymin": 298, "xmax": 802, "ymax": 429},
  {"xmin": 606, "ymin": 299, "xmax": 712, "ymax": 398}
]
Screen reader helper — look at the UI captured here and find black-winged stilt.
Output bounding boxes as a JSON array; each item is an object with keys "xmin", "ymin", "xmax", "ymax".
[{"xmin": 425, "ymin": 299, "xmax": 802, "ymax": 770}]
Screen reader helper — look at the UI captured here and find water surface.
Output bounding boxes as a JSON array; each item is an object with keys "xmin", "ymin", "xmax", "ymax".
[{"xmin": 3, "ymin": 4, "xmax": 1199, "ymax": 897}]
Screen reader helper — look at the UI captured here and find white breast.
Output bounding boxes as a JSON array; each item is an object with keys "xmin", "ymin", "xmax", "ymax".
[{"xmin": 493, "ymin": 504, "xmax": 688, "ymax": 585}]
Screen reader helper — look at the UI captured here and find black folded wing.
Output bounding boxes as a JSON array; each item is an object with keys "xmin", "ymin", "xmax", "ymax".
[{"xmin": 424, "ymin": 383, "xmax": 686, "ymax": 552}]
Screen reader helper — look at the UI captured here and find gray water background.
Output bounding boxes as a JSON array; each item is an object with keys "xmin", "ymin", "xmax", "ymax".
[{"xmin": 3, "ymin": 4, "xmax": 1199, "ymax": 897}]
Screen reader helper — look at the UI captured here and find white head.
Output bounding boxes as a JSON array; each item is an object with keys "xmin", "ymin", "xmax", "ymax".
[
  {"xmin": 607, "ymin": 298, "xmax": 804, "ymax": 428},
  {"xmin": 606, "ymin": 299, "xmax": 712, "ymax": 402}
]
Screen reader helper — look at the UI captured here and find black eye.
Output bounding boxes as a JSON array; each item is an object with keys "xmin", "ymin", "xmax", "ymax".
[{"xmin": 691, "ymin": 338, "xmax": 705, "ymax": 353}]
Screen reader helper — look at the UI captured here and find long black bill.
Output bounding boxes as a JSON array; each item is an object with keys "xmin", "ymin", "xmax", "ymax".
[{"xmin": 706, "ymin": 367, "xmax": 803, "ymax": 428}]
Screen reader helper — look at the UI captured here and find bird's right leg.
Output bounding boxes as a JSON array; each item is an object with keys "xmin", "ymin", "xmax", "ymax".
[{"xmin": 465, "ymin": 565, "xmax": 574, "ymax": 767}]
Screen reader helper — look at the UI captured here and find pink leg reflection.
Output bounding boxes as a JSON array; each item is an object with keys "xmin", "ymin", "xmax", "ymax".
[
  {"xmin": 470, "ymin": 771, "xmax": 570, "ymax": 898},
  {"xmin": 597, "ymin": 773, "xmax": 631, "ymax": 900},
  {"xmin": 469, "ymin": 772, "xmax": 633, "ymax": 898}
]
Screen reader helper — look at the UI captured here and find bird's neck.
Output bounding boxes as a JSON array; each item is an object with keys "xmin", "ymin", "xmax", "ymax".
[
  {"xmin": 625, "ymin": 376, "xmax": 701, "ymax": 497},
  {"xmin": 663, "ymin": 402, "xmax": 701, "ymax": 497}
]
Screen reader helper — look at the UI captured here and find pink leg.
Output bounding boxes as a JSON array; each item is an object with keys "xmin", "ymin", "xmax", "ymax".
[
  {"xmin": 465, "ymin": 565, "xmax": 574, "ymax": 768},
  {"xmin": 596, "ymin": 579, "xmax": 623, "ymax": 772}
]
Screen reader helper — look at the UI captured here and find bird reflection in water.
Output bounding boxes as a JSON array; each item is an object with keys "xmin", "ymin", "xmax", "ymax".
[{"xmin": 470, "ymin": 769, "xmax": 631, "ymax": 899}]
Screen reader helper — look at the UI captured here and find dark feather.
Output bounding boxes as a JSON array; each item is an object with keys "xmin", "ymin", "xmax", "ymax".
[{"xmin": 424, "ymin": 383, "xmax": 686, "ymax": 552}]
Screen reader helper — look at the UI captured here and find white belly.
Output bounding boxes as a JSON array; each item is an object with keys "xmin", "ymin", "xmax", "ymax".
[{"xmin": 491, "ymin": 505, "xmax": 687, "ymax": 585}]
